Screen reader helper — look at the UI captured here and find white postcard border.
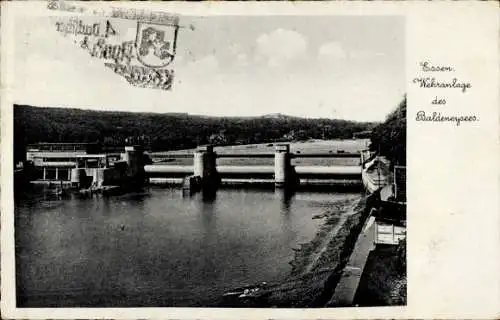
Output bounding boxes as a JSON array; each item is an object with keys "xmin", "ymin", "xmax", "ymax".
[{"xmin": 2, "ymin": 1, "xmax": 499, "ymax": 319}]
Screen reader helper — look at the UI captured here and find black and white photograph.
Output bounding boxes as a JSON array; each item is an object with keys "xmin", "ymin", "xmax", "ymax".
[{"xmin": 10, "ymin": 5, "xmax": 408, "ymax": 310}]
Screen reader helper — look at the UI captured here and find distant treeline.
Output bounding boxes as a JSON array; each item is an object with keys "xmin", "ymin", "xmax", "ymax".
[
  {"xmin": 14, "ymin": 104, "xmax": 376, "ymax": 160},
  {"xmin": 369, "ymin": 96, "xmax": 406, "ymax": 167}
]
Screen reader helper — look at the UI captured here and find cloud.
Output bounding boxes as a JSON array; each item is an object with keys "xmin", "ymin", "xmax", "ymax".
[
  {"xmin": 318, "ymin": 42, "xmax": 347, "ymax": 62},
  {"xmin": 235, "ymin": 53, "xmax": 248, "ymax": 68},
  {"xmin": 349, "ymin": 51, "xmax": 387, "ymax": 59},
  {"xmin": 184, "ymin": 55, "xmax": 219, "ymax": 74},
  {"xmin": 226, "ymin": 43, "xmax": 249, "ymax": 68},
  {"xmin": 255, "ymin": 28, "xmax": 307, "ymax": 67},
  {"xmin": 228, "ymin": 43, "xmax": 243, "ymax": 56},
  {"xmin": 319, "ymin": 42, "xmax": 388, "ymax": 64}
]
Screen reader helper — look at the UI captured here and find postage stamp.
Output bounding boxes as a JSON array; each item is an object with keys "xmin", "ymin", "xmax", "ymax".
[{"xmin": 51, "ymin": 3, "xmax": 180, "ymax": 90}]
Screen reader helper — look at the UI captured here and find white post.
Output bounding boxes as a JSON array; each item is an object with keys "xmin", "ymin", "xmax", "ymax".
[
  {"xmin": 194, "ymin": 145, "xmax": 216, "ymax": 179},
  {"xmin": 71, "ymin": 168, "xmax": 80, "ymax": 187},
  {"xmin": 193, "ymin": 149, "xmax": 207, "ymax": 178},
  {"xmin": 43, "ymin": 167, "xmax": 47, "ymax": 180},
  {"xmin": 55, "ymin": 167, "xmax": 59, "ymax": 180},
  {"xmin": 192, "ymin": 145, "xmax": 218, "ymax": 192},
  {"xmin": 274, "ymin": 144, "xmax": 290, "ymax": 188}
]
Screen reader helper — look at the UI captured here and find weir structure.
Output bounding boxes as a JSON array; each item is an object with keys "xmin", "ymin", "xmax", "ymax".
[{"xmin": 145, "ymin": 144, "xmax": 363, "ymax": 192}]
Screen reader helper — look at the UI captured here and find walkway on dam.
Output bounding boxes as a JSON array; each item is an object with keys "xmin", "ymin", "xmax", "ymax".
[{"xmin": 326, "ymin": 214, "xmax": 376, "ymax": 307}]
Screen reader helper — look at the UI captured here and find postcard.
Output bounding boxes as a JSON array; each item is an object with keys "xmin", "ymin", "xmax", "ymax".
[{"xmin": 1, "ymin": 1, "xmax": 499, "ymax": 319}]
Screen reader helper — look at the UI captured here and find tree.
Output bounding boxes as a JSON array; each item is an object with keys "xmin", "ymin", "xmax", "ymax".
[{"xmin": 369, "ymin": 95, "xmax": 406, "ymax": 167}]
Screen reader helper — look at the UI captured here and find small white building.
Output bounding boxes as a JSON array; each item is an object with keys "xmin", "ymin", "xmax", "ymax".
[{"xmin": 25, "ymin": 143, "xmax": 140, "ymax": 187}]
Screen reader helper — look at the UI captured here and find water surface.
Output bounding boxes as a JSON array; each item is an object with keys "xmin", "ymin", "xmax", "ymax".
[{"xmin": 15, "ymin": 185, "xmax": 359, "ymax": 307}]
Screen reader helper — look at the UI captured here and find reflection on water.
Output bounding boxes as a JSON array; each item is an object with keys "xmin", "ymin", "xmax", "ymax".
[{"xmin": 15, "ymin": 185, "xmax": 359, "ymax": 307}]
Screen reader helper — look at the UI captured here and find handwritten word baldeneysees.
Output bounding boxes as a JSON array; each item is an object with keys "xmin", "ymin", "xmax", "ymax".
[
  {"xmin": 412, "ymin": 77, "xmax": 471, "ymax": 93},
  {"xmin": 415, "ymin": 111, "xmax": 477, "ymax": 126}
]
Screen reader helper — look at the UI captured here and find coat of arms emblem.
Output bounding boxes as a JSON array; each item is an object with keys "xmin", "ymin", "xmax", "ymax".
[{"xmin": 136, "ymin": 21, "xmax": 178, "ymax": 68}]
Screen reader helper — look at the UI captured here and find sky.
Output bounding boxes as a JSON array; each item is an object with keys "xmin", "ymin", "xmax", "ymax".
[{"xmin": 13, "ymin": 15, "xmax": 405, "ymax": 121}]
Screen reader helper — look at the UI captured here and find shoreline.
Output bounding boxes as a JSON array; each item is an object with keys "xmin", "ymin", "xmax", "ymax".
[{"xmin": 219, "ymin": 193, "xmax": 374, "ymax": 308}]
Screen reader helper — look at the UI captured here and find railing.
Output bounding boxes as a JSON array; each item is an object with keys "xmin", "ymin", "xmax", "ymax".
[{"xmin": 374, "ymin": 221, "xmax": 406, "ymax": 245}]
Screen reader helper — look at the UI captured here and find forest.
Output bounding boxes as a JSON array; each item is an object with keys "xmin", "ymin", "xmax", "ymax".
[{"xmin": 14, "ymin": 104, "xmax": 376, "ymax": 162}]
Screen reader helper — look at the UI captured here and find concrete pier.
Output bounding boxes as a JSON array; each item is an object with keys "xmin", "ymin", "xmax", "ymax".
[
  {"xmin": 193, "ymin": 145, "xmax": 219, "ymax": 190},
  {"xmin": 70, "ymin": 168, "xmax": 81, "ymax": 188},
  {"xmin": 274, "ymin": 144, "xmax": 293, "ymax": 189},
  {"xmin": 121, "ymin": 145, "xmax": 145, "ymax": 185},
  {"xmin": 124, "ymin": 146, "xmax": 142, "ymax": 176}
]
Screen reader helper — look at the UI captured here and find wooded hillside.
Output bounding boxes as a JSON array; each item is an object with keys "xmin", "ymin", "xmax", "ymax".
[{"xmin": 14, "ymin": 105, "xmax": 376, "ymax": 161}]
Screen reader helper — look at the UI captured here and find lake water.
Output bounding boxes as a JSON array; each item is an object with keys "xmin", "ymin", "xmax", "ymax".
[{"xmin": 15, "ymin": 185, "xmax": 359, "ymax": 307}]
